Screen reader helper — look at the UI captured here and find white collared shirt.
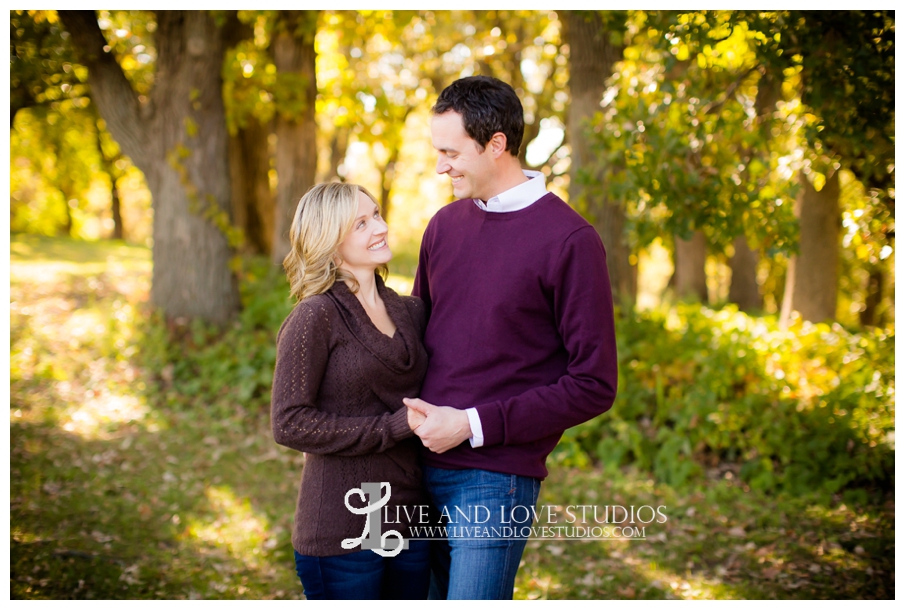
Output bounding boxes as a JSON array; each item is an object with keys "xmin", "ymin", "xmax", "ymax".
[
  {"xmin": 465, "ymin": 169, "xmax": 548, "ymax": 448},
  {"xmin": 473, "ymin": 170, "xmax": 548, "ymax": 213}
]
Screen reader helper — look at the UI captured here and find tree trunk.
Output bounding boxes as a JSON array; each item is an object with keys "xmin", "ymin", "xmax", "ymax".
[
  {"xmin": 728, "ymin": 234, "xmax": 761, "ymax": 311},
  {"xmin": 320, "ymin": 126, "xmax": 350, "ymax": 183},
  {"xmin": 673, "ymin": 231, "xmax": 708, "ymax": 302},
  {"xmin": 60, "ymin": 192, "xmax": 74, "ymax": 237},
  {"xmin": 59, "ymin": 10, "xmax": 240, "ymax": 325},
  {"xmin": 378, "ymin": 148, "xmax": 401, "ymax": 223},
  {"xmin": 859, "ymin": 266, "xmax": 884, "ymax": 327},
  {"xmin": 94, "ymin": 117, "xmax": 126, "ymax": 240},
  {"xmin": 673, "ymin": 231, "xmax": 708, "ymax": 303},
  {"xmin": 725, "ymin": 67, "xmax": 774, "ymax": 312},
  {"xmin": 780, "ymin": 170, "xmax": 840, "ymax": 326},
  {"xmin": 110, "ymin": 180, "xmax": 124, "ymax": 241},
  {"xmin": 564, "ymin": 11, "xmax": 634, "ymax": 306},
  {"xmin": 228, "ymin": 118, "xmax": 274, "ymax": 256},
  {"xmin": 271, "ymin": 10, "xmax": 319, "ymax": 267}
]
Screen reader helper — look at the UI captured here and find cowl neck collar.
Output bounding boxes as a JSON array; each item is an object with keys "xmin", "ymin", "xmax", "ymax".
[{"xmin": 326, "ymin": 274, "xmax": 420, "ymax": 374}]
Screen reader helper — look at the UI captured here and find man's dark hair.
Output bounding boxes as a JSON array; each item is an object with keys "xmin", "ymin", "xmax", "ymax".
[{"xmin": 432, "ymin": 76, "xmax": 524, "ymax": 156}]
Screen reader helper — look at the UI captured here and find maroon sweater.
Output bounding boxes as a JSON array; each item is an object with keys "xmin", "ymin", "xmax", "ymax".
[
  {"xmin": 413, "ymin": 192, "xmax": 618, "ymax": 479},
  {"xmin": 271, "ymin": 277, "xmax": 429, "ymax": 556}
]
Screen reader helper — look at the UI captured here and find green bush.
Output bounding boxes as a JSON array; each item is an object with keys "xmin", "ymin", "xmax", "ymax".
[
  {"xmin": 556, "ymin": 303, "xmax": 894, "ymax": 495},
  {"xmin": 135, "ymin": 257, "xmax": 294, "ymax": 417}
]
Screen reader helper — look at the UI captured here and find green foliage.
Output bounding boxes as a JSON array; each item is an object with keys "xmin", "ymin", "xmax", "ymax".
[
  {"xmin": 555, "ymin": 303, "xmax": 894, "ymax": 495},
  {"xmin": 10, "ymin": 10, "xmax": 88, "ymax": 120},
  {"xmin": 136, "ymin": 256, "xmax": 294, "ymax": 414},
  {"xmin": 590, "ymin": 11, "xmax": 801, "ymax": 255},
  {"xmin": 742, "ymin": 10, "xmax": 895, "ymax": 203}
]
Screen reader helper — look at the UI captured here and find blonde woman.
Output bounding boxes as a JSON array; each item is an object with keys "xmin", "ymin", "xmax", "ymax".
[{"xmin": 271, "ymin": 183, "xmax": 430, "ymax": 599}]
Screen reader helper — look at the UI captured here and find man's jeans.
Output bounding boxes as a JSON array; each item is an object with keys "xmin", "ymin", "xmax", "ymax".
[{"xmin": 424, "ymin": 465, "xmax": 541, "ymax": 600}]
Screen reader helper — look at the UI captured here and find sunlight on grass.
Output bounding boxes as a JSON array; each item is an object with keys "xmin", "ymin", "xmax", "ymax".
[
  {"xmin": 185, "ymin": 486, "xmax": 274, "ymax": 570},
  {"xmin": 518, "ymin": 570, "xmax": 561, "ymax": 600},
  {"xmin": 638, "ymin": 561, "xmax": 730, "ymax": 600},
  {"xmin": 60, "ymin": 391, "xmax": 153, "ymax": 438}
]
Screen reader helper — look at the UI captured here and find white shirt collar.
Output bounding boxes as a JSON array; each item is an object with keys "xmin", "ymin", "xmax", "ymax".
[{"xmin": 474, "ymin": 170, "xmax": 547, "ymax": 213}]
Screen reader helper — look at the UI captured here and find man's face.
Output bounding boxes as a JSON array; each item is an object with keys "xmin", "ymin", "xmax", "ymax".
[{"xmin": 430, "ymin": 111, "xmax": 496, "ymax": 202}]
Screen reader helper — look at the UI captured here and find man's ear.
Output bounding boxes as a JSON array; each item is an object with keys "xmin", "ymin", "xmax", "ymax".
[{"xmin": 488, "ymin": 132, "xmax": 508, "ymax": 158}]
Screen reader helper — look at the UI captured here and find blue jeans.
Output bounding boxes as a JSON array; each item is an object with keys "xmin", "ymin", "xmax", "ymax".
[
  {"xmin": 423, "ymin": 466, "xmax": 541, "ymax": 600},
  {"xmin": 293, "ymin": 539, "xmax": 430, "ymax": 600}
]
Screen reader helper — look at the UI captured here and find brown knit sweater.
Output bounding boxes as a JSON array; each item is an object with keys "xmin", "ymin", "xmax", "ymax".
[{"xmin": 271, "ymin": 275, "xmax": 429, "ymax": 557}]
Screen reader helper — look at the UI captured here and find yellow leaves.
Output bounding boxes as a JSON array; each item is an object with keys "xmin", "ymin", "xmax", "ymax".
[{"xmin": 184, "ymin": 116, "xmax": 198, "ymax": 138}]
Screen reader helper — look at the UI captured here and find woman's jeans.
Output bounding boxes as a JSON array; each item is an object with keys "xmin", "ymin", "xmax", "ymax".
[
  {"xmin": 293, "ymin": 539, "xmax": 430, "ymax": 600},
  {"xmin": 424, "ymin": 465, "xmax": 541, "ymax": 600}
]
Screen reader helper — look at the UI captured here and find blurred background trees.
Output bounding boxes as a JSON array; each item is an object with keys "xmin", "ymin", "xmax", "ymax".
[{"xmin": 10, "ymin": 9, "xmax": 894, "ymax": 330}]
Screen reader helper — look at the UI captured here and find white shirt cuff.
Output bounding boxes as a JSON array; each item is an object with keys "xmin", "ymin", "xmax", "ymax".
[{"xmin": 465, "ymin": 408, "xmax": 484, "ymax": 448}]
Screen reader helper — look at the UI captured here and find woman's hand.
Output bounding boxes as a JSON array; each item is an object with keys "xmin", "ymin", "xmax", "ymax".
[{"xmin": 406, "ymin": 405, "xmax": 427, "ymax": 431}]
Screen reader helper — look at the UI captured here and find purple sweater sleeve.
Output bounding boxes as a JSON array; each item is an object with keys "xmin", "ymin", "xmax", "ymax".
[
  {"xmin": 472, "ymin": 226, "xmax": 618, "ymax": 447},
  {"xmin": 270, "ymin": 302, "xmax": 412, "ymax": 456}
]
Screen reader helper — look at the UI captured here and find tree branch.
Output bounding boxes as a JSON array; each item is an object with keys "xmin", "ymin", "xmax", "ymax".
[
  {"xmin": 700, "ymin": 65, "xmax": 760, "ymax": 116},
  {"xmin": 57, "ymin": 10, "xmax": 151, "ymax": 169}
]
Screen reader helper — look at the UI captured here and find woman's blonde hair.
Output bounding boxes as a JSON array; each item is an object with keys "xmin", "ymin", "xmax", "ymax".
[{"xmin": 283, "ymin": 182, "xmax": 386, "ymax": 301}]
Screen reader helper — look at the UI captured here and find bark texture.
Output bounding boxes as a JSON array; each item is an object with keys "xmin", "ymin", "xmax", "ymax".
[
  {"xmin": 673, "ymin": 231, "xmax": 708, "ymax": 302},
  {"xmin": 228, "ymin": 119, "xmax": 274, "ymax": 256},
  {"xmin": 271, "ymin": 10, "xmax": 319, "ymax": 267},
  {"xmin": 780, "ymin": 170, "xmax": 840, "ymax": 326},
  {"xmin": 728, "ymin": 235, "xmax": 762, "ymax": 311},
  {"xmin": 564, "ymin": 11, "xmax": 635, "ymax": 305},
  {"xmin": 59, "ymin": 10, "xmax": 240, "ymax": 324}
]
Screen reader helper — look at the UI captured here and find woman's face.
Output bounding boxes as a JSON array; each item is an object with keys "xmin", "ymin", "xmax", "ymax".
[{"xmin": 337, "ymin": 191, "xmax": 391, "ymax": 273}]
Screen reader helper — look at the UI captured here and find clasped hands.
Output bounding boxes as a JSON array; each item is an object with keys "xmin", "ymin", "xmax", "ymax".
[{"xmin": 403, "ymin": 397, "xmax": 472, "ymax": 454}]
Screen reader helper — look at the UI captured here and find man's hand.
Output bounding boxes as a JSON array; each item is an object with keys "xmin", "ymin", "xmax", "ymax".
[{"xmin": 403, "ymin": 397, "xmax": 472, "ymax": 454}]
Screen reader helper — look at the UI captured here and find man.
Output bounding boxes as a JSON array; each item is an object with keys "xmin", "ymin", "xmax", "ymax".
[{"xmin": 404, "ymin": 75, "xmax": 617, "ymax": 600}]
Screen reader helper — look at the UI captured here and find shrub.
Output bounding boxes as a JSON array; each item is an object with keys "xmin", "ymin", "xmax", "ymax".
[{"xmin": 556, "ymin": 304, "xmax": 894, "ymax": 495}]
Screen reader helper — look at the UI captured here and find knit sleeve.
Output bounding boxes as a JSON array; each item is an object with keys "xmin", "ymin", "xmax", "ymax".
[
  {"xmin": 472, "ymin": 226, "xmax": 618, "ymax": 447},
  {"xmin": 270, "ymin": 300, "xmax": 413, "ymax": 457}
]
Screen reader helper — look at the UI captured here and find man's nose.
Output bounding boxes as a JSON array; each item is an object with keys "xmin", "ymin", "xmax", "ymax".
[{"xmin": 436, "ymin": 157, "xmax": 450, "ymax": 174}]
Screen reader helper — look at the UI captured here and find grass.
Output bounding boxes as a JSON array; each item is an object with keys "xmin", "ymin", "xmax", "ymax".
[{"xmin": 8, "ymin": 235, "xmax": 894, "ymax": 599}]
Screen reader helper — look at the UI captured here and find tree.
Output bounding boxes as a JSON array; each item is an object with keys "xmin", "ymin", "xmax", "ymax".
[
  {"xmin": 563, "ymin": 10, "xmax": 635, "ymax": 306},
  {"xmin": 58, "ymin": 10, "xmax": 241, "ymax": 324},
  {"xmin": 673, "ymin": 232, "xmax": 708, "ymax": 302},
  {"xmin": 92, "ymin": 113, "xmax": 128, "ymax": 240},
  {"xmin": 270, "ymin": 10, "xmax": 319, "ymax": 266},
  {"xmin": 779, "ymin": 169, "xmax": 841, "ymax": 323},
  {"xmin": 221, "ymin": 11, "xmax": 274, "ymax": 257},
  {"xmin": 587, "ymin": 12, "xmax": 807, "ymax": 315},
  {"xmin": 743, "ymin": 10, "xmax": 895, "ymax": 325}
]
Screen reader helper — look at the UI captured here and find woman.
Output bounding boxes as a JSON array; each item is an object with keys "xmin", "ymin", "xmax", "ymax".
[{"xmin": 271, "ymin": 182, "xmax": 429, "ymax": 600}]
